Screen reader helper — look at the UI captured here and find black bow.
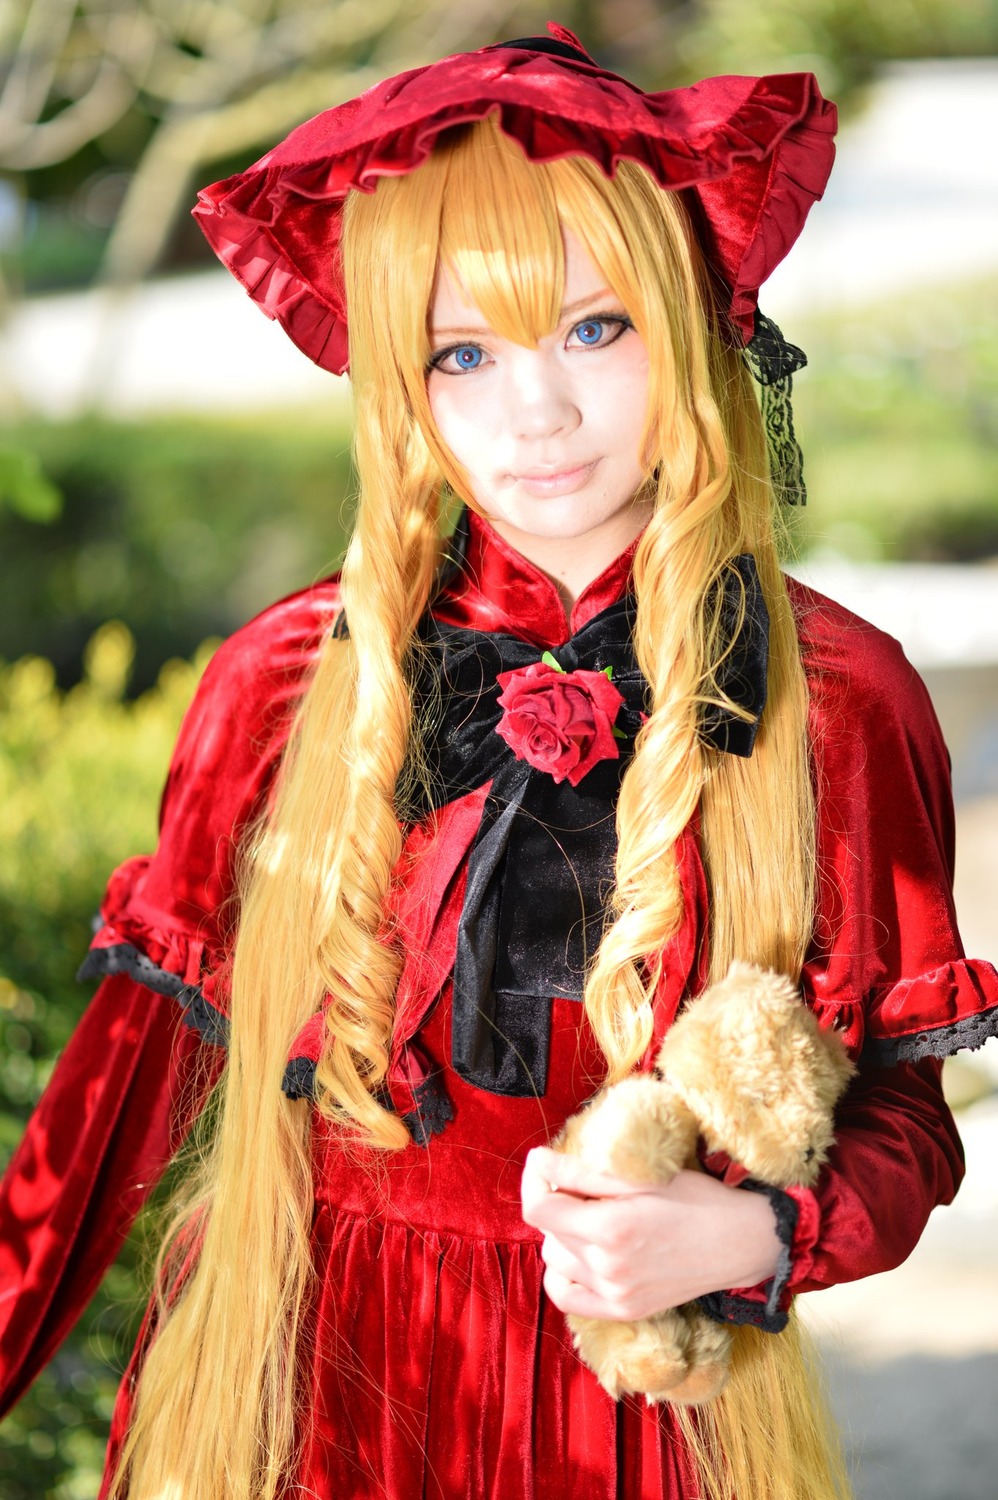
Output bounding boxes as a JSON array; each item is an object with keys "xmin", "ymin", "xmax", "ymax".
[{"xmin": 400, "ymin": 556, "xmax": 769, "ymax": 1098}]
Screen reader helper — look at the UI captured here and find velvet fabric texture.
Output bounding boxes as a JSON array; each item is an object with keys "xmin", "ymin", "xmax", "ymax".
[
  {"xmin": 191, "ymin": 23, "xmax": 837, "ymax": 370},
  {"xmin": 0, "ymin": 512, "xmax": 994, "ymax": 1496}
]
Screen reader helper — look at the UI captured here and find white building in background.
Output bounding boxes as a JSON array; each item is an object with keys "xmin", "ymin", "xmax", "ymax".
[{"xmin": 765, "ymin": 57, "xmax": 998, "ymax": 316}]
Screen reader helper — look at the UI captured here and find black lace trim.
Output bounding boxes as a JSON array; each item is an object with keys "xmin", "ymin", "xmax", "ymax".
[
  {"xmin": 401, "ymin": 1071, "xmax": 455, "ymax": 1147},
  {"xmin": 80, "ymin": 936, "xmax": 455, "ymax": 1135},
  {"xmin": 744, "ymin": 311, "xmax": 808, "ymax": 506},
  {"xmin": 697, "ymin": 1180, "xmax": 797, "ymax": 1334},
  {"xmin": 77, "ymin": 941, "xmax": 230, "ymax": 1046},
  {"xmin": 698, "ymin": 1291, "xmax": 789, "ymax": 1333},
  {"xmin": 182, "ymin": 988, "xmax": 230, "ymax": 1046},
  {"xmin": 78, "ymin": 941, "xmax": 184, "ymax": 999},
  {"xmin": 281, "ymin": 1058, "xmax": 455, "ymax": 1145},
  {"xmin": 862, "ymin": 1006, "xmax": 998, "ymax": 1067}
]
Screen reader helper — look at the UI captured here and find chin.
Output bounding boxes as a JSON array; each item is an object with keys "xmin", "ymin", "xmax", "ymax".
[{"xmin": 490, "ymin": 503, "xmax": 632, "ymax": 545}]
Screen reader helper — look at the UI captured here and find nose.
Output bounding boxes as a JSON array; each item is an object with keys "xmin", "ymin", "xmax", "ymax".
[{"xmin": 504, "ymin": 349, "xmax": 581, "ymax": 442}]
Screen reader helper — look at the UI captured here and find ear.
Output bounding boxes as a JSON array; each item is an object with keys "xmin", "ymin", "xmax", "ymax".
[{"xmin": 553, "ymin": 1077, "xmax": 698, "ymax": 1185}]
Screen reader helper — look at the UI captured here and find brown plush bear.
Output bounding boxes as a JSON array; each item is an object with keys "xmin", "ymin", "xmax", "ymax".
[{"xmin": 553, "ymin": 962, "xmax": 854, "ymax": 1406}]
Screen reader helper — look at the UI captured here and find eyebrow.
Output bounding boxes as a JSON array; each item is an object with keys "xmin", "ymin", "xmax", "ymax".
[{"xmin": 431, "ymin": 288, "xmax": 618, "ymax": 338}]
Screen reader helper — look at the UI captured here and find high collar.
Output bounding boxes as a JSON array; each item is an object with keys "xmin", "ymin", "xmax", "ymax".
[{"xmin": 434, "ymin": 509, "xmax": 641, "ymax": 649}]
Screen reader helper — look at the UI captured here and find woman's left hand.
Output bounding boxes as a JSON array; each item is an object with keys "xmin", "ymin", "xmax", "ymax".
[{"xmin": 520, "ymin": 1146, "xmax": 782, "ymax": 1322}]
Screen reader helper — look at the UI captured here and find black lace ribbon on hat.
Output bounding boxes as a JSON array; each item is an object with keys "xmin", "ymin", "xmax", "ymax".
[
  {"xmin": 399, "ymin": 557, "xmax": 769, "ymax": 1099},
  {"xmin": 745, "ymin": 311, "xmax": 809, "ymax": 506}
]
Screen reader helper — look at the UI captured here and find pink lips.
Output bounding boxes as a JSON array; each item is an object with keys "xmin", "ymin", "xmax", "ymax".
[{"xmin": 514, "ymin": 460, "xmax": 599, "ymax": 497}]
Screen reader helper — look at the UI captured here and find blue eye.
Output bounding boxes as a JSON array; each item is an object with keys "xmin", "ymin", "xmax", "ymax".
[
  {"xmin": 430, "ymin": 344, "xmax": 485, "ymax": 373},
  {"xmin": 569, "ymin": 315, "xmax": 632, "ymax": 350},
  {"xmin": 453, "ymin": 345, "xmax": 483, "ymax": 369}
]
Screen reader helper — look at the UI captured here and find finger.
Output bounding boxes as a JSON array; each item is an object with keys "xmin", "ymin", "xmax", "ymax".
[
  {"xmin": 539, "ymin": 1235, "xmax": 638, "ymax": 1312},
  {"xmin": 522, "ymin": 1176, "xmax": 654, "ymax": 1247},
  {"xmin": 520, "ymin": 1149, "xmax": 563, "ymax": 1222},
  {"xmin": 539, "ymin": 1231, "xmax": 591, "ymax": 1286},
  {"xmin": 540, "ymin": 1227, "xmax": 646, "ymax": 1307},
  {"xmin": 526, "ymin": 1146, "xmax": 648, "ymax": 1200},
  {"xmin": 542, "ymin": 1264, "xmax": 634, "ymax": 1322},
  {"xmin": 522, "ymin": 1181, "xmax": 616, "ymax": 1239}
]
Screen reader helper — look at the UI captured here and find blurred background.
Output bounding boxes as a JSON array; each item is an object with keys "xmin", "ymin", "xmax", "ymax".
[{"xmin": 1, "ymin": 2, "xmax": 996, "ymax": 1495}]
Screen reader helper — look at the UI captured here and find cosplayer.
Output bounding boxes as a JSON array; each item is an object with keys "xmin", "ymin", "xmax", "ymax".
[{"xmin": 2, "ymin": 23, "xmax": 996, "ymax": 1500}]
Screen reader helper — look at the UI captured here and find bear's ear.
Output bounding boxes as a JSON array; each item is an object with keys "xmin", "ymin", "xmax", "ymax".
[
  {"xmin": 553, "ymin": 1077, "xmax": 698, "ymax": 1185},
  {"xmin": 656, "ymin": 962, "xmax": 855, "ymax": 1188}
]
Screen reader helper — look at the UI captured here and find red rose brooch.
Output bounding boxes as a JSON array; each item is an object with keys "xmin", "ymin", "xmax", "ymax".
[{"xmin": 495, "ymin": 652, "xmax": 626, "ymax": 788}]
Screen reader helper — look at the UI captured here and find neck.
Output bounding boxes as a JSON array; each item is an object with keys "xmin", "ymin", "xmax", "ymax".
[{"xmin": 486, "ymin": 498, "xmax": 654, "ymax": 610}]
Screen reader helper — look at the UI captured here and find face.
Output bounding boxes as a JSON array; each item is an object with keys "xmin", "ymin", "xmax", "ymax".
[{"xmin": 426, "ymin": 229, "xmax": 653, "ymax": 565}]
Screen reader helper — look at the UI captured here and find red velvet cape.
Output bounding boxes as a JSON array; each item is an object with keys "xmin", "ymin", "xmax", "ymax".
[{"xmin": 1, "ymin": 514, "xmax": 993, "ymax": 1496}]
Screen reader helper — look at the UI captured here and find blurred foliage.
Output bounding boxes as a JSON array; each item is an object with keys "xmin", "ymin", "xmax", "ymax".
[
  {"xmin": 0, "ymin": 623, "xmax": 209, "ymax": 1497},
  {"xmin": 792, "ymin": 275, "xmax": 998, "ymax": 561},
  {"xmin": 677, "ymin": 0, "xmax": 998, "ymax": 97},
  {"xmin": 0, "ymin": 444, "xmax": 62, "ymax": 521},
  {"xmin": 0, "ymin": 412, "xmax": 354, "ymax": 690},
  {"xmin": 0, "ymin": 0, "xmax": 530, "ymax": 293}
]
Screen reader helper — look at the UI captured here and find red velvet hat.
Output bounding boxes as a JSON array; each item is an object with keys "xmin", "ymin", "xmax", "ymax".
[{"xmin": 193, "ymin": 22, "xmax": 836, "ymax": 377}]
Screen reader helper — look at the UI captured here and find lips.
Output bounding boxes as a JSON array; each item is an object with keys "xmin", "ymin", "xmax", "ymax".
[{"xmin": 514, "ymin": 460, "xmax": 599, "ymax": 497}]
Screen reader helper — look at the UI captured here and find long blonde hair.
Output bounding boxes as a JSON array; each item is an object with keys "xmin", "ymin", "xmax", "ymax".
[{"xmin": 112, "ymin": 119, "xmax": 843, "ymax": 1500}]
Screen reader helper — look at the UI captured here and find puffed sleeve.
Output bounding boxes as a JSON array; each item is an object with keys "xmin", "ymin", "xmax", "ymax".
[
  {"xmin": 0, "ymin": 580, "xmax": 340, "ymax": 1415},
  {"xmin": 703, "ymin": 584, "xmax": 994, "ymax": 1329}
]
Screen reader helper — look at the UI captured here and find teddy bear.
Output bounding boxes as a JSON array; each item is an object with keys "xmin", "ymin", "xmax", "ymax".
[{"xmin": 553, "ymin": 961, "xmax": 854, "ymax": 1406}]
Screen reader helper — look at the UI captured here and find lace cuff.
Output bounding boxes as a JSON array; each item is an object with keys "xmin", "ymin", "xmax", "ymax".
[
  {"xmin": 697, "ymin": 1180, "xmax": 798, "ymax": 1334},
  {"xmin": 78, "ymin": 927, "xmax": 230, "ymax": 1046}
]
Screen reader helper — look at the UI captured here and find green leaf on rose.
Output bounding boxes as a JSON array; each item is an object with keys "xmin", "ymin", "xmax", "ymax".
[
  {"xmin": 602, "ymin": 666, "xmax": 613, "ymax": 680},
  {"xmin": 611, "ymin": 726, "xmax": 627, "ymax": 740},
  {"xmin": 540, "ymin": 651, "xmax": 565, "ymax": 672}
]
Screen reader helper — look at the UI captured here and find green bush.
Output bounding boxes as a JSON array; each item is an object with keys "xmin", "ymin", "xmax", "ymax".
[
  {"xmin": 0, "ymin": 413, "xmax": 355, "ymax": 690},
  {"xmin": 0, "ymin": 624, "xmax": 208, "ymax": 1498},
  {"xmin": 792, "ymin": 277, "xmax": 998, "ymax": 560}
]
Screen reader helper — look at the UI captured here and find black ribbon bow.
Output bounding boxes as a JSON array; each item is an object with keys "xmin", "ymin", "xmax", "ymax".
[{"xmin": 400, "ymin": 555, "xmax": 769, "ymax": 1098}]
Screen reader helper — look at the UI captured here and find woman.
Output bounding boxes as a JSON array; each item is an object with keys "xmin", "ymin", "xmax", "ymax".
[{"xmin": 2, "ymin": 25, "xmax": 994, "ymax": 1500}]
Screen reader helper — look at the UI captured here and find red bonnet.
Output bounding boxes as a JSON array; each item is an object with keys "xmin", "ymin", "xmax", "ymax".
[{"xmin": 192, "ymin": 22, "xmax": 836, "ymax": 374}]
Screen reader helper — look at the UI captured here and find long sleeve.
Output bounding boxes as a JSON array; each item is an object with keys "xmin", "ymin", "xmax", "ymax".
[
  {"xmin": 792, "ymin": 583, "xmax": 990, "ymax": 1292},
  {"xmin": 0, "ymin": 976, "xmax": 222, "ymax": 1416},
  {"xmin": 704, "ymin": 582, "xmax": 995, "ymax": 1329},
  {"xmin": 0, "ymin": 575, "xmax": 341, "ymax": 1414},
  {"xmin": 701, "ymin": 1053, "xmax": 965, "ymax": 1327},
  {"xmin": 786, "ymin": 1055, "xmax": 963, "ymax": 1295}
]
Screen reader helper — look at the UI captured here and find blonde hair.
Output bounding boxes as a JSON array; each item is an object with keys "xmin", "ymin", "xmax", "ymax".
[{"xmin": 112, "ymin": 118, "xmax": 842, "ymax": 1500}]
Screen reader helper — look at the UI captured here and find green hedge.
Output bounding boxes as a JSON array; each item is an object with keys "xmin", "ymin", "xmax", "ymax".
[
  {"xmin": 0, "ymin": 413, "xmax": 355, "ymax": 691},
  {"xmin": 0, "ymin": 626, "xmax": 207, "ymax": 1498},
  {"xmin": 791, "ymin": 276, "xmax": 998, "ymax": 560}
]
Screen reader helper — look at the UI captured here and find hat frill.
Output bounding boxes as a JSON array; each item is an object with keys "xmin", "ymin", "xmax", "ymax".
[{"xmin": 193, "ymin": 49, "xmax": 836, "ymax": 374}]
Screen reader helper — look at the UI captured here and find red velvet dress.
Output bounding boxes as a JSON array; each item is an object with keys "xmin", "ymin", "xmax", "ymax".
[{"xmin": 1, "ymin": 514, "xmax": 994, "ymax": 1497}]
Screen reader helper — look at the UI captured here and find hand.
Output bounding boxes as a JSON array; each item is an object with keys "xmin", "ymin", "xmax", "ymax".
[{"xmin": 520, "ymin": 1146, "xmax": 782, "ymax": 1322}]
